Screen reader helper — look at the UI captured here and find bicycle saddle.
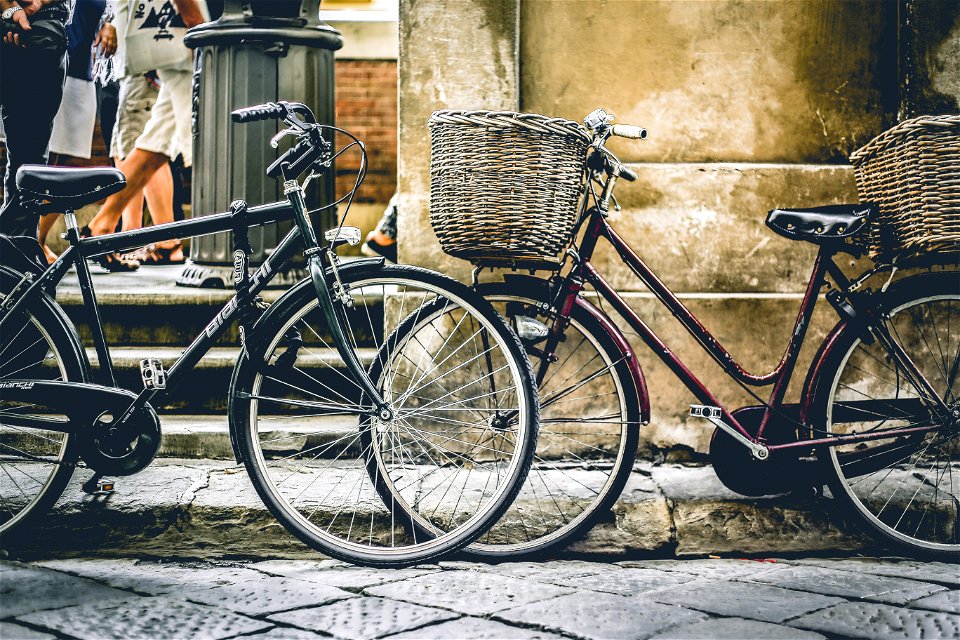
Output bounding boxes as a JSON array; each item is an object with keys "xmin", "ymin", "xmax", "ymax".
[
  {"xmin": 16, "ymin": 165, "xmax": 126, "ymax": 209},
  {"xmin": 765, "ymin": 204, "xmax": 875, "ymax": 245}
]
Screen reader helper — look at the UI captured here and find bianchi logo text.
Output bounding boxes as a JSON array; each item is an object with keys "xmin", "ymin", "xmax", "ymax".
[{"xmin": 0, "ymin": 381, "xmax": 35, "ymax": 390}]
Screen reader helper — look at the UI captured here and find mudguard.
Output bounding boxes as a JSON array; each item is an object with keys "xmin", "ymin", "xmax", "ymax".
[
  {"xmin": 0, "ymin": 265, "xmax": 91, "ymax": 381},
  {"xmin": 498, "ymin": 274, "xmax": 651, "ymax": 426}
]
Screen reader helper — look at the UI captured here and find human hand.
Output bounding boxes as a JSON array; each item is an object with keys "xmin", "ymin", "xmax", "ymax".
[
  {"xmin": 94, "ymin": 22, "xmax": 117, "ymax": 56},
  {"xmin": 20, "ymin": 0, "xmax": 39, "ymax": 17}
]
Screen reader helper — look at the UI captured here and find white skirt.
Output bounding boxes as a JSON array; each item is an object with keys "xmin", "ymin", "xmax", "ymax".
[{"xmin": 49, "ymin": 76, "xmax": 98, "ymax": 159}]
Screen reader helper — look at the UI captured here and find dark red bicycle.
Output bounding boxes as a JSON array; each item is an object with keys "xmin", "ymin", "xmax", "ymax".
[{"xmin": 439, "ymin": 109, "xmax": 958, "ymax": 560}]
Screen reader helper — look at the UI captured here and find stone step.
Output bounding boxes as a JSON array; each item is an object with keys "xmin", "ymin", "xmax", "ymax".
[
  {"xmin": 55, "ymin": 263, "xmax": 384, "ymax": 347},
  {"xmin": 84, "ymin": 346, "xmax": 374, "ymax": 412},
  {"xmin": 2, "ymin": 460, "xmax": 869, "ymax": 559}
]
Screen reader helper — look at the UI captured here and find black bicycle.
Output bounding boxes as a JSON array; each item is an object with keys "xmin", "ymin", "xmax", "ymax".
[{"xmin": 0, "ymin": 102, "xmax": 539, "ymax": 566}]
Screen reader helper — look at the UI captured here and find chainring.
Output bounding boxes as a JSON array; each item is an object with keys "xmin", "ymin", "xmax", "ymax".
[
  {"xmin": 78, "ymin": 405, "xmax": 162, "ymax": 476},
  {"xmin": 708, "ymin": 407, "xmax": 808, "ymax": 497}
]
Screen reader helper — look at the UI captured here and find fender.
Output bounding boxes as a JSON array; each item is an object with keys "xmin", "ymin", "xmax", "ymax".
[
  {"xmin": 227, "ymin": 256, "xmax": 385, "ymax": 464},
  {"xmin": 0, "ymin": 265, "xmax": 91, "ymax": 381},
  {"xmin": 500, "ymin": 274, "xmax": 651, "ymax": 426},
  {"xmin": 798, "ymin": 318, "xmax": 849, "ymax": 432}
]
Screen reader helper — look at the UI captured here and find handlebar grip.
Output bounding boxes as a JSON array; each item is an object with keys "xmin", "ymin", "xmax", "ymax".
[
  {"xmin": 232, "ymin": 103, "xmax": 286, "ymax": 124},
  {"xmin": 618, "ymin": 165, "xmax": 638, "ymax": 182},
  {"xmin": 611, "ymin": 124, "xmax": 648, "ymax": 140}
]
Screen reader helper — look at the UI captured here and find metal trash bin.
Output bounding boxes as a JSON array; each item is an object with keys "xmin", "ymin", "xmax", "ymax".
[{"xmin": 177, "ymin": 0, "xmax": 342, "ymax": 288}]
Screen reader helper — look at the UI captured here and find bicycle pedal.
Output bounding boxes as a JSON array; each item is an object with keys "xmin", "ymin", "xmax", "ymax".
[
  {"xmin": 140, "ymin": 358, "xmax": 166, "ymax": 390},
  {"xmin": 81, "ymin": 475, "xmax": 116, "ymax": 495},
  {"xmin": 689, "ymin": 404, "xmax": 721, "ymax": 419},
  {"xmin": 324, "ymin": 226, "xmax": 362, "ymax": 247}
]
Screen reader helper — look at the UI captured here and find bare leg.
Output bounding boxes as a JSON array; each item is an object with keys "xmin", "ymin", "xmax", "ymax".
[
  {"xmin": 87, "ymin": 148, "xmax": 168, "ymax": 236},
  {"xmin": 38, "ymin": 213, "xmax": 58, "ymax": 263}
]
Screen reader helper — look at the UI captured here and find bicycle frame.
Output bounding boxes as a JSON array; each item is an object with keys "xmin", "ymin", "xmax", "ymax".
[
  {"xmin": 552, "ymin": 204, "xmax": 942, "ymax": 453},
  {"xmin": 0, "ymin": 188, "xmax": 389, "ymax": 432}
]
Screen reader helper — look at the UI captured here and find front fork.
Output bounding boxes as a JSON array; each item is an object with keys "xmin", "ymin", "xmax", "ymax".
[{"xmin": 285, "ymin": 179, "xmax": 392, "ymax": 419}]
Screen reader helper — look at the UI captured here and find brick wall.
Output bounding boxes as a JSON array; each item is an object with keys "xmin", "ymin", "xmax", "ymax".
[
  {"xmin": 335, "ymin": 59, "xmax": 398, "ymax": 205},
  {"xmin": 0, "ymin": 59, "xmax": 399, "ymax": 208}
]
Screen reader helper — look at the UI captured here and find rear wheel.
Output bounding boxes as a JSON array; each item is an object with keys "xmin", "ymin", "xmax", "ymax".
[
  {"xmin": 0, "ymin": 269, "xmax": 86, "ymax": 539},
  {"xmin": 816, "ymin": 271, "xmax": 960, "ymax": 559},
  {"xmin": 231, "ymin": 263, "xmax": 538, "ymax": 566},
  {"xmin": 468, "ymin": 281, "xmax": 641, "ymax": 557}
]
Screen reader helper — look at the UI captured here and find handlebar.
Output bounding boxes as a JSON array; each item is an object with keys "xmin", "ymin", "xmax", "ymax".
[
  {"xmin": 231, "ymin": 101, "xmax": 317, "ymax": 125},
  {"xmin": 611, "ymin": 124, "xmax": 647, "ymax": 140}
]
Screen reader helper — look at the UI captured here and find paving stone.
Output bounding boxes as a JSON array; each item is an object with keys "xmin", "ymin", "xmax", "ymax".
[
  {"xmin": 254, "ymin": 560, "xmax": 441, "ymax": 590},
  {"xmin": 186, "ymin": 576, "xmax": 354, "ymax": 615},
  {"xmin": 786, "ymin": 557, "xmax": 960, "ymax": 587},
  {"xmin": 16, "ymin": 596, "xmax": 271, "ymax": 640},
  {"xmin": 910, "ymin": 589, "xmax": 960, "ymax": 614},
  {"xmin": 269, "ymin": 597, "xmax": 458, "ymax": 640},
  {"xmin": 0, "ymin": 563, "xmax": 135, "ymax": 618},
  {"xmin": 35, "ymin": 558, "xmax": 265, "ymax": 595},
  {"xmin": 495, "ymin": 591, "xmax": 707, "ymax": 640},
  {"xmin": 545, "ymin": 567, "xmax": 695, "ymax": 596},
  {"xmin": 617, "ymin": 558, "xmax": 785, "ymax": 580},
  {"xmin": 648, "ymin": 617, "xmax": 827, "ymax": 639},
  {"xmin": 648, "ymin": 579, "xmax": 844, "ymax": 623},
  {"xmin": 365, "ymin": 570, "xmax": 574, "ymax": 615},
  {"xmin": 462, "ymin": 560, "xmax": 619, "ymax": 581},
  {"xmin": 747, "ymin": 565, "xmax": 946, "ymax": 605},
  {"xmin": 385, "ymin": 617, "xmax": 567, "ymax": 639},
  {"xmin": 0, "ymin": 622, "xmax": 58, "ymax": 639},
  {"xmin": 789, "ymin": 601, "xmax": 960, "ymax": 639}
]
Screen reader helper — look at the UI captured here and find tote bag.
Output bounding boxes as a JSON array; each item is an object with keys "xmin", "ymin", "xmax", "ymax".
[{"xmin": 123, "ymin": 0, "xmax": 193, "ymax": 75}]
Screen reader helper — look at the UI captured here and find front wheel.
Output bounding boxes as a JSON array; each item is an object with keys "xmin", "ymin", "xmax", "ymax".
[
  {"xmin": 230, "ymin": 262, "xmax": 538, "ymax": 566},
  {"xmin": 815, "ymin": 270, "xmax": 960, "ymax": 559}
]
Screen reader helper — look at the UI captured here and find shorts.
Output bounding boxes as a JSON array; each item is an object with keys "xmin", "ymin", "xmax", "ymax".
[
  {"xmin": 49, "ymin": 76, "xmax": 97, "ymax": 158},
  {"xmin": 110, "ymin": 74, "xmax": 159, "ymax": 161},
  {"xmin": 135, "ymin": 68, "xmax": 194, "ymax": 167}
]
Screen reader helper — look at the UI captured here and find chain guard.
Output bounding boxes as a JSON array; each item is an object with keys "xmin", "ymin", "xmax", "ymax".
[{"xmin": 709, "ymin": 406, "xmax": 810, "ymax": 497}]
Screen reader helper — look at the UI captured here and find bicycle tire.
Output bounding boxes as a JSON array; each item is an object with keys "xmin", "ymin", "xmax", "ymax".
[
  {"xmin": 0, "ymin": 267, "xmax": 88, "ymax": 540},
  {"xmin": 230, "ymin": 261, "xmax": 538, "ymax": 567},
  {"xmin": 464, "ymin": 279, "xmax": 641, "ymax": 557},
  {"xmin": 814, "ymin": 270, "xmax": 960, "ymax": 559}
]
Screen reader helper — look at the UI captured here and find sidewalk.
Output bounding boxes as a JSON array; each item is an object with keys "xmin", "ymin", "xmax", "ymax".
[{"xmin": 2, "ymin": 555, "xmax": 958, "ymax": 639}]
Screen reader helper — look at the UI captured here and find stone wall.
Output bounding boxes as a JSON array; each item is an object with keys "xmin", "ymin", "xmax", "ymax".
[{"xmin": 397, "ymin": 0, "xmax": 960, "ymax": 455}]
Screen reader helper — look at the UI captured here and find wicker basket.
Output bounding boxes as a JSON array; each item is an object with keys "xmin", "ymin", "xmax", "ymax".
[
  {"xmin": 849, "ymin": 114, "xmax": 960, "ymax": 263},
  {"xmin": 429, "ymin": 110, "xmax": 591, "ymax": 267}
]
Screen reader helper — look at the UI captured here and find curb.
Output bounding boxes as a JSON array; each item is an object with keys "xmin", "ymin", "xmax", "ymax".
[{"xmin": 3, "ymin": 460, "xmax": 873, "ymax": 561}]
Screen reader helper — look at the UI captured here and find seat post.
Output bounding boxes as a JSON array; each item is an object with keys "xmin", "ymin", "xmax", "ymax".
[{"xmin": 63, "ymin": 209, "xmax": 79, "ymax": 233}]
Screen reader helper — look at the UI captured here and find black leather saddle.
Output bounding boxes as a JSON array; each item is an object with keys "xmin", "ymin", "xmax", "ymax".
[
  {"xmin": 765, "ymin": 204, "xmax": 875, "ymax": 246},
  {"xmin": 16, "ymin": 165, "xmax": 126, "ymax": 210}
]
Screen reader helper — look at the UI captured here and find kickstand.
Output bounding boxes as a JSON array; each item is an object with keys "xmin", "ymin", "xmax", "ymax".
[{"xmin": 81, "ymin": 474, "xmax": 116, "ymax": 495}]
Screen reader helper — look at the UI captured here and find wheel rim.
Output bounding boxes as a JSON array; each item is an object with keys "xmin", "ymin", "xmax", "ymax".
[
  {"xmin": 471, "ymin": 296, "xmax": 632, "ymax": 553},
  {"xmin": 247, "ymin": 275, "xmax": 530, "ymax": 558},
  {"xmin": 826, "ymin": 291, "xmax": 959, "ymax": 552},
  {"xmin": 0, "ymin": 311, "xmax": 71, "ymax": 534}
]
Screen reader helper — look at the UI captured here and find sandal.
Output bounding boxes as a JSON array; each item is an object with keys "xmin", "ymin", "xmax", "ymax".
[
  {"xmin": 140, "ymin": 242, "xmax": 185, "ymax": 266},
  {"xmin": 97, "ymin": 252, "xmax": 140, "ymax": 272}
]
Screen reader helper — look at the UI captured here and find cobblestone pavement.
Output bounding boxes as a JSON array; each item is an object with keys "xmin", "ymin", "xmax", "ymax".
[{"xmin": 1, "ymin": 556, "xmax": 957, "ymax": 639}]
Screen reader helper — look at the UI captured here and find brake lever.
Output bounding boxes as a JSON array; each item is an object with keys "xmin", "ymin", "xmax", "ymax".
[{"xmin": 270, "ymin": 128, "xmax": 300, "ymax": 149}]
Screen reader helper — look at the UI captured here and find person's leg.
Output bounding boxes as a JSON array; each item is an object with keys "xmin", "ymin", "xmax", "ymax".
[
  {"xmin": 0, "ymin": 48, "xmax": 67, "ymax": 238},
  {"xmin": 37, "ymin": 214, "xmax": 59, "ymax": 263},
  {"xmin": 86, "ymin": 148, "xmax": 168, "ymax": 236},
  {"xmin": 97, "ymin": 80, "xmax": 121, "ymax": 154}
]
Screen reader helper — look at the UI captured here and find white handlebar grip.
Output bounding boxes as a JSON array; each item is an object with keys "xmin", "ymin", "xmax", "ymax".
[{"xmin": 611, "ymin": 124, "xmax": 648, "ymax": 140}]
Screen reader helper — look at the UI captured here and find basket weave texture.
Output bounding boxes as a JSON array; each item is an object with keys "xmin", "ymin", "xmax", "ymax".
[
  {"xmin": 429, "ymin": 110, "xmax": 590, "ymax": 266},
  {"xmin": 849, "ymin": 114, "xmax": 960, "ymax": 263}
]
